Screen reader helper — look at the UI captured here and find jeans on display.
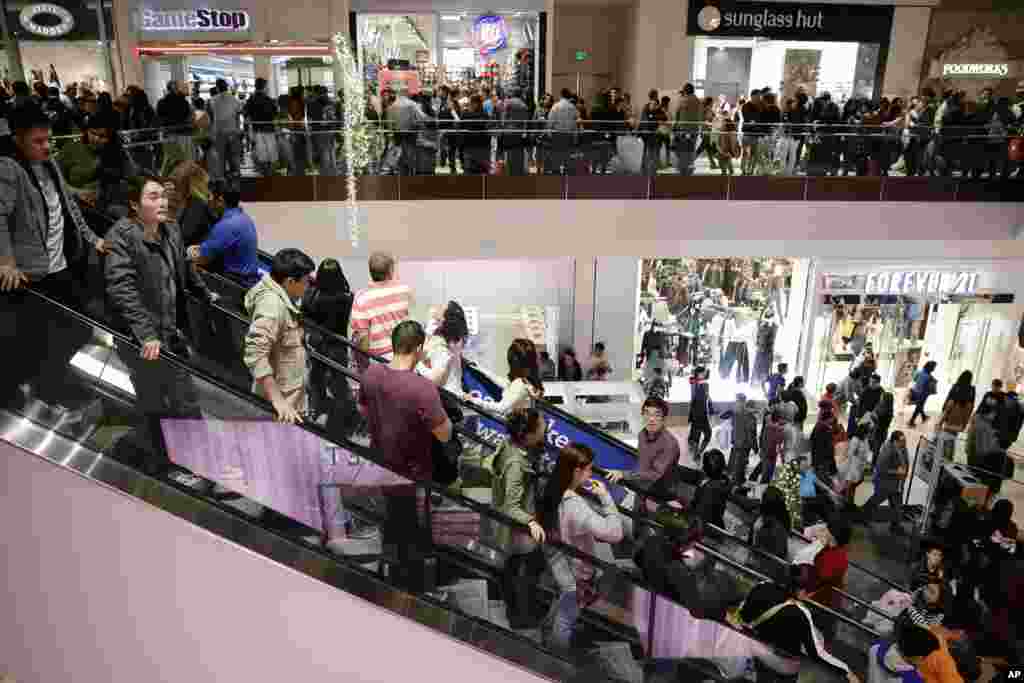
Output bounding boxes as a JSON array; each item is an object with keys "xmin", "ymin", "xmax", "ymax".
[{"xmin": 720, "ymin": 341, "xmax": 750, "ymax": 384}]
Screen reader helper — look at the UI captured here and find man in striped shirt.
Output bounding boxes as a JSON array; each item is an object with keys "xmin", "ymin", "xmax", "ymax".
[{"xmin": 350, "ymin": 251, "xmax": 413, "ymax": 360}]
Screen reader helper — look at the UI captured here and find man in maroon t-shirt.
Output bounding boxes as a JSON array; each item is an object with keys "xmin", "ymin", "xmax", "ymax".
[
  {"xmin": 359, "ymin": 319, "xmax": 452, "ymax": 591},
  {"xmin": 359, "ymin": 319, "xmax": 452, "ymax": 478}
]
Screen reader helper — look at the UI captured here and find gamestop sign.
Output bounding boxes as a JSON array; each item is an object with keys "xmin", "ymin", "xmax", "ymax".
[
  {"xmin": 688, "ymin": 1, "xmax": 893, "ymax": 43},
  {"xmin": 141, "ymin": 7, "xmax": 251, "ymax": 31}
]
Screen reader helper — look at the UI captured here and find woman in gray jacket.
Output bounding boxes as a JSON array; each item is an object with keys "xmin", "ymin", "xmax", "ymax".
[{"xmin": 492, "ymin": 408, "xmax": 547, "ymax": 628}]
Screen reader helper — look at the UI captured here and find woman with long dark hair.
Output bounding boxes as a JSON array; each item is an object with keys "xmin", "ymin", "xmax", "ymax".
[
  {"xmin": 938, "ymin": 370, "xmax": 976, "ymax": 436},
  {"xmin": 419, "ymin": 301, "xmax": 469, "ymax": 395},
  {"xmin": 539, "ymin": 443, "xmax": 622, "ymax": 652},
  {"xmin": 302, "ymin": 258, "xmax": 355, "ymax": 428},
  {"xmin": 492, "ymin": 408, "xmax": 547, "ymax": 628},
  {"xmin": 749, "ymin": 485, "xmax": 791, "ymax": 562},
  {"xmin": 467, "ymin": 338, "xmax": 543, "ymax": 416}
]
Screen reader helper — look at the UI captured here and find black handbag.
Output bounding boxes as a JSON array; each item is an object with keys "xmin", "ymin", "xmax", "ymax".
[{"xmin": 432, "ymin": 388, "xmax": 465, "ymax": 485}]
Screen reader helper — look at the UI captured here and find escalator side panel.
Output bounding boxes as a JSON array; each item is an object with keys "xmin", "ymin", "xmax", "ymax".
[{"xmin": 0, "ymin": 436, "xmax": 560, "ymax": 683}]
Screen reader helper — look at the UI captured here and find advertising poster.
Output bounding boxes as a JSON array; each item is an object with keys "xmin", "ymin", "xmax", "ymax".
[{"xmin": 782, "ymin": 48, "xmax": 821, "ymax": 100}]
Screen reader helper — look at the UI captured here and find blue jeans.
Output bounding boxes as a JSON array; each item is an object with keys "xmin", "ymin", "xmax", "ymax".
[{"xmin": 545, "ymin": 590, "xmax": 579, "ymax": 653}]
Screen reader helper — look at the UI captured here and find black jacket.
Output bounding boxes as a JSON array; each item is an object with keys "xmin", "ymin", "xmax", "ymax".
[
  {"xmin": 178, "ymin": 197, "xmax": 218, "ymax": 246},
  {"xmin": 157, "ymin": 93, "xmax": 192, "ymax": 128},
  {"xmin": 811, "ymin": 421, "xmax": 836, "ymax": 476},
  {"xmin": 104, "ymin": 218, "xmax": 211, "ymax": 345},
  {"xmin": 692, "ymin": 477, "xmax": 729, "ymax": 529},
  {"xmin": 302, "ymin": 286, "xmax": 353, "ymax": 365},
  {"xmin": 243, "ymin": 92, "xmax": 279, "ymax": 133}
]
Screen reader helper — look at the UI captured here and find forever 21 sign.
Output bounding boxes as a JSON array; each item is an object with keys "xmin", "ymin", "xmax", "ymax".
[{"xmin": 688, "ymin": 1, "xmax": 894, "ymax": 44}]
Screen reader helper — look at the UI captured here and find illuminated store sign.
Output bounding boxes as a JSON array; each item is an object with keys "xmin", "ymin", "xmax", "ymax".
[
  {"xmin": 942, "ymin": 63, "xmax": 1009, "ymax": 78},
  {"xmin": 141, "ymin": 7, "xmax": 251, "ymax": 31},
  {"xmin": 864, "ymin": 271, "xmax": 978, "ymax": 296},
  {"xmin": 20, "ymin": 3, "xmax": 75, "ymax": 37}
]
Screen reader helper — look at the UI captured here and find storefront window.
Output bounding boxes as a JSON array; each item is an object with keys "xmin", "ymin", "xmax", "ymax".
[
  {"xmin": 4, "ymin": 0, "xmax": 113, "ymax": 95},
  {"xmin": 807, "ymin": 270, "xmax": 1020, "ymax": 449},
  {"xmin": 692, "ymin": 37, "xmax": 879, "ymax": 104},
  {"xmin": 686, "ymin": 1, "xmax": 893, "ymax": 105},
  {"xmin": 357, "ymin": 11, "xmax": 539, "ymax": 101},
  {"xmin": 635, "ymin": 257, "xmax": 807, "ymax": 403}
]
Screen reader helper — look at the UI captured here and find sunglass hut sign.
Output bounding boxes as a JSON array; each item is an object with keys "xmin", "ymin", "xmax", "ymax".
[
  {"xmin": 141, "ymin": 7, "xmax": 250, "ymax": 31},
  {"xmin": 690, "ymin": 2, "xmax": 894, "ymax": 42}
]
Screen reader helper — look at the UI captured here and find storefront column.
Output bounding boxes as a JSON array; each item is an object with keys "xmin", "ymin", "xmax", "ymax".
[
  {"xmin": 254, "ymin": 56, "xmax": 272, "ymax": 88},
  {"xmin": 545, "ymin": 0, "xmax": 555, "ymax": 98},
  {"xmin": 573, "ymin": 258, "xmax": 596, "ymax": 372},
  {"xmin": 625, "ymin": 0, "xmax": 691, "ymax": 108},
  {"xmin": 882, "ymin": 6, "xmax": 932, "ymax": 101},
  {"xmin": 0, "ymin": 7, "xmax": 25, "ymax": 83},
  {"xmin": 111, "ymin": 0, "xmax": 142, "ymax": 91}
]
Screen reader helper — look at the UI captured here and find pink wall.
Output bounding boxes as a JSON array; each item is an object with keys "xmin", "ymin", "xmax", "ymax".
[
  {"xmin": 245, "ymin": 200, "xmax": 1024, "ymax": 261},
  {"xmin": 0, "ymin": 442, "xmax": 549, "ymax": 683}
]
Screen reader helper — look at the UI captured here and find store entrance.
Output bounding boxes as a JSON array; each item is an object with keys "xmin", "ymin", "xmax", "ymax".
[{"xmin": 704, "ymin": 47, "xmax": 750, "ymax": 103}]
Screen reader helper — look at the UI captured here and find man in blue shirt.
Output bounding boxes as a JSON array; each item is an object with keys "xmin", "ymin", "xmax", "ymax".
[{"xmin": 187, "ymin": 190, "xmax": 260, "ymax": 288}]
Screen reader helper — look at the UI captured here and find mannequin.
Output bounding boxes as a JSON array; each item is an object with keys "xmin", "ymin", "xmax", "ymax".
[{"xmin": 753, "ymin": 307, "xmax": 778, "ymax": 385}]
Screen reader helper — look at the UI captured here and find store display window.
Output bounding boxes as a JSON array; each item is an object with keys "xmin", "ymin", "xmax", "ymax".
[
  {"xmin": 635, "ymin": 257, "xmax": 804, "ymax": 403},
  {"xmin": 686, "ymin": 2, "xmax": 894, "ymax": 105},
  {"xmin": 356, "ymin": 11, "xmax": 539, "ymax": 102},
  {"xmin": 807, "ymin": 276, "xmax": 1021, "ymax": 449},
  {"xmin": 3, "ymin": 0, "xmax": 114, "ymax": 96}
]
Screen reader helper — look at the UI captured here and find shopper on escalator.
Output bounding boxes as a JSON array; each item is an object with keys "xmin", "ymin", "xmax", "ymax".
[
  {"xmin": 739, "ymin": 563, "xmax": 860, "ymax": 683},
  {"xmin": 539, "ymin": 443, "xmax": 623, "ymax": 653},
  {"xmin": 301, "ymin": 258, "xmax": 355, "ymax": 428},
  {"xmin": 0, "ymin": 103, "xmax": 109, "ymax": 415},
  {"xmin": 358, "ymin": 319, "xmax": 453, "ymax": 592},
  {"xmin": 171, "ymin": 160, "xmax": 218, "ymax": 246},
  {"xmin": 418, "ymin": 301, "xmax": 468, "ymax": 396},
  {"xmin": 186, "ymin": 190, "xmax": 260, "ymax": 289},
  {"xmin": 104, "ymin": 175, "xmax": 213, "ymax": 471},
  {"xmin": 466, "ymin": 339, "xmax": 544, "ymax": 417},
  {"xmin": 492, "ymin": 408, "xmax": 548, "ymax": 629},
  {"xmin": 688, "ymin": 365, "xmax": 715, "ymax": 458},
  {"xmin": 243, "ymin": 248, "xmax": 315, "ymax": 425}
]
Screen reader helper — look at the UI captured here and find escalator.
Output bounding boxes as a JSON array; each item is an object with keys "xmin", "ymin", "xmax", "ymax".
[
  {"xmin": 197, "ymin": 262, "xmax": 910, "ymax": 634},
  {"xmin": 2, "ymin": 289, "xmax": 881, "ymax": 681}
]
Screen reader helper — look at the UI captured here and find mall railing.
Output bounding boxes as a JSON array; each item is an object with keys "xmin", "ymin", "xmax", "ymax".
[
  {"xmin": 52, "ymin": 121, "xmax": 1023, "ymax": 202},
  {"xmin": 9, "ymin": 287, "xmax": 882, "ymax": 681}
]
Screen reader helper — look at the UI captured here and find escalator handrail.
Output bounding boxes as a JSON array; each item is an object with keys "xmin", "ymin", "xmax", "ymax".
[{"xmin": 22, "ymin": 286, "xmax": 882, "ymax": 670}]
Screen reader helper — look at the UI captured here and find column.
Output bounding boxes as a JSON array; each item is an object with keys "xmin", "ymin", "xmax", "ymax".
[
  {"xmin": 573, "ymin": 258, "xmax": 597, "ymax": 373},
  {"xmin": 626, "ymin": 0, "xmax": 692, "ymax": 107},
  {"xmin": 545, "ymin": 0, "xmax": 555, "ymax": 97},
  {"xmin": 882, "ymin": 6, "xmax": 932, "ymax": 102},
  {"xmin": 111, "ymin": 0, "xmax": 143, "ymax": 90},
  {"xmin": 254, "ymin": 56, "xmax": 272, "ymax": 89},
  {"xmin": 0, "ymin": 4, "xmax": 25, "ymax": 82}
]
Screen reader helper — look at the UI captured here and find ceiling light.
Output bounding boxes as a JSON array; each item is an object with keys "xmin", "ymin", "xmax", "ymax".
[{"xmin": 441, "ymin": 14, "xmax": 461, "ymax": 21}]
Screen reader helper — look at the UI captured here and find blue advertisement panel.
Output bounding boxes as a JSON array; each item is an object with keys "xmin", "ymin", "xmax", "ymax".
[{"xmin": 461, "ymin": 364, "xmax": 639, "ymax": 475}]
